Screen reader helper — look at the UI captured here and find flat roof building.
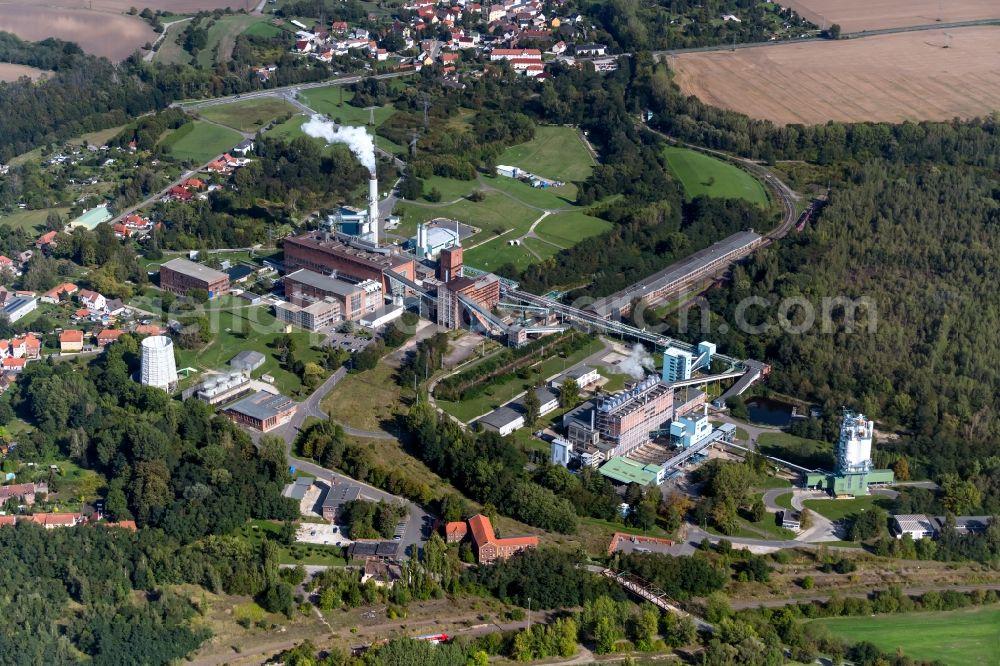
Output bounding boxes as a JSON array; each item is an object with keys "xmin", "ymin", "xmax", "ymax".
[
  {"xmin": 588, "ymin": 231, "xmax": 763, "ymax": 319},
  {"xmin": 283, "ymin": 233, "xmax": 416, "ymax": 295},
  {"xmin": 224, "ymin": 390, "xmax": 296, "ymax": 432},
  {"xmin": 230, "ymin": 350, "xmax": 266, "ymax": 372},
  {"xmin": 595, "ymin": 376, "xmax": 673, "ymax": 458},
  {"xmin": 478, "ymin": 406, "xmax": 525, "ymax": 437},
  {"xmin": 321, "ymin": 482, "xmax": 362, "ymax": 522},
  {"xmin": 599, "ymin": 455, "xmax": 665, "ymax": 486},
  {"xmin": 274, "ymin": 299, "xmax": 341, "ymax": 332},
  {"xmin": 3, "ymin": 296, "xmax": 36, "ymax": 323},
  {"xmin": 195, "ymin": 371, "xmax": 252, "ymax": 405},
  {"xmin": 284, "ymin": 269, "xmax": 383, "ymax": 321},
  {"xmin": 159, "ymin": 258, "xmax": 230, "ymax": 299}
]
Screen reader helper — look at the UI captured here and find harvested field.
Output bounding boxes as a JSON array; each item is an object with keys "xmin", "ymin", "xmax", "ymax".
[
  {"xmin": 0, "ymin": 4, "xmax": 155, "ymax": 61},
  {"xmin": 669, "ymin": 26, "xmax": 1000, "ymax": 125},
  {"xmin": 777, "ymin": 0, "xmax": 1000, "ymax": 33},
  {"xmin": 10, "ymin": 0, "xmax": 243, "ymax": 12},
  {"xmin": 0, "ymin": 63, "xmax": 48, "ymax": 82}
]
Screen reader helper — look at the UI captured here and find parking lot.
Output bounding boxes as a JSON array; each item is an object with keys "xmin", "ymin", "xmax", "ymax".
[{"xmin": 324, "ymin": 329, "xmax": 375, "ymax": 354}]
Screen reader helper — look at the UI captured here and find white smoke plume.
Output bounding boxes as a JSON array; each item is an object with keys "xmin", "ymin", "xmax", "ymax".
[
  {"xmin": 302, "ymin": 115, "xmax": 376, "ymax": 174},
  {"xmin": 619, "ymin": 343, "xmax": 656, "ymax": 379}
]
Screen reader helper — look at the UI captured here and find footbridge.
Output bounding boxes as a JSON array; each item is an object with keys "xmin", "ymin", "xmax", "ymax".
[{"xmin": 600, "ymin": 569, "xmax": 714, "ymax": 632}]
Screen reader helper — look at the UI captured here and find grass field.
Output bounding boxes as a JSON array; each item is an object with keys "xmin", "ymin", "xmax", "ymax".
[
  {"xmin": 397, "ymin": 191, "xmax": 539, "ymax": 244},
  {"xmin": 160, "ymin": 121, "xmax": 243, "ymax": 163},
  {"xmin": 300, "ymin": 87, "xmax": 397, "ymax": 127},
  {"xmin": 499, "ymin": 125, "xmax": 595, "ymax": 183},
  {"xmin": 757, "ymin": 431, "xmax": 835, "ymax": 470},
  {"xmin": 664, "ymin": 146, "xmax": 769, "ymax": 207},
  {"xmin": 669, "ymin": 26, "xmax": 1000, "ymax": 125},
  {"xmin": 812, "ymin": 605, "xmax": 1000, "ymax": 666},
  {"xmin": 535, "ymin": 210, "xmax": 612, "ymax": 248},
  {"xmin": 322, "ymin": 361, "xmax": 403, "ymax": 433},
  {"xmin": 803, "ymin": 495, "xmax": 894, "ymax": 522},
  {"xmin": 196, "ymin": 98, "xmax": 299, "ymax": 133},
  {"xmin": 0, "ymin": 207, "xmax": 71, "ymax": 233}
]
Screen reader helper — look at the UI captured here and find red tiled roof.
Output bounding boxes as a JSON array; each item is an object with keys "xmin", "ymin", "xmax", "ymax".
[
  {"xmin": 2, "ymin": 358, "xmax": 26, "ymax": 368},
  {"xmin": 59, "ymin": 330, "xmax": 84, "ymax": 343},
  {"xmin": 495, "ymin": 535, "xmax": 539, "ymax": 547},
  {"xmin": 0, "ymin": 516, "xmax": 15, "ymax": 526},
  {"xmin": 467, "ymin": 513, "xmax": 496, "ymax": 547},
  {"xmin": 445, "ymin": 521, "xmax": 467, "ymax": 536}
]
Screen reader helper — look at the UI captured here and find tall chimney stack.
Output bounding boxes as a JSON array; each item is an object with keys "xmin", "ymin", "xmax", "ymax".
[{"xmin": 368, "ymin": 174, "xmax": 379, "ymax": 245}]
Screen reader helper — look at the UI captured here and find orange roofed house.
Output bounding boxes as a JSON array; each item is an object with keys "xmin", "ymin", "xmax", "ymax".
[
  {"xmin": 59, "ymin": 329, "xmax": 85, "ymax": 354},
  {"xmin": 451, "ymin": 514, "xmax": 538, "ymax": 564}
]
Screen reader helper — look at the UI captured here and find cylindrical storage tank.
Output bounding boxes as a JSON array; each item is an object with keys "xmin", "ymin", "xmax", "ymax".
[{"xmin": 141, "ymin": 335, "xmax": 178, "ymax": 391}]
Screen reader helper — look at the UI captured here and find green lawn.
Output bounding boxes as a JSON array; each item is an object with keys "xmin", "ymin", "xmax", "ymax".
[
  {"xmin": 242, "ymin": 20, "xmax": 285, "ymax": 38},
  {"xmin": 160, "ymin": 121, "xmax": 243, "ymax": 163},
  {"xmin": 803, "ymin": 495, "xmax": 894, "ymax": 522},
  {"xmin": 535, "ymin": 210, "xmax": 612, "ymax": 248},
  {"xmin": 812, "ymin": 606, "xmax": 1000, "ymax": 666},
  {"xmin": 437, "ymin": 338, "xmax": 603, "ymax": 423},
  {"xmin": 397, "ymin": 191, "xmax": 539, "ymax": 246},
  {"xmin": 499, "ymin": 125, "xmax": 596, "ymax": 183},
  {"xmin": 0, "ymin": 207, "xmax": 71, "ymax": 233},
  {"xmin": 522, "ymin": 237, "xmax": 562, "ymax": 262},
  {"xmin": 485, "ymin": 175, "xmax": 577, "ymax": 210},
  {"xmin": 464, "ymin": 239, "xmax": 538, "ymax": 274},
  {"xmin": 757, "ymin": 431, "xmax": 835, "ymax": 471},
  {"xmin": 197, "ymin": 97, "xmax": 299, "ymax": 133},
  {"xmin": 420, "ymin": 176, "xmax": 480, "ymax": 202},
  {"xmin": 129, "ymin": 293, "xmax": 327, "ymax": 398},
  {"xmin": 299, "ymin": 87, "xmax": 396, "ymax": 127},
  {"xmin": 664, "ymin": 145, "xmax": 769, "ymax": 207}
]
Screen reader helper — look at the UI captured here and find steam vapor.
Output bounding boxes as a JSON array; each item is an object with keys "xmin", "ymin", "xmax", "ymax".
[
  {"xmin": 302, "ymin": 115, "xmax": 377, "ymax": 174},
  {"xmin": 619, "ymin": 343, "xmax": 656, "ymax": 379}
]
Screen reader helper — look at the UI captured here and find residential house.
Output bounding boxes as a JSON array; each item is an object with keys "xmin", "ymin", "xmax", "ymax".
[
  {"xmin": 167, "ymin": 185, "xmax": 193, "ymax": 201},
  {"xmin": 2, "ymin": 357, "xmax": 25, "ymax": 374},
  {"xmin": 361, "ymin": 560, "xmax": 402, "ymax": 587},
  {"xmin": 36, "ymin": 231, "xmax": 58, "ymax": 249},
  {"xmin": 135, "ymin": 323, "xmax": 167, "ymax": 336},
  {"xmin": 0, "ymin": 482, "xmax": 47, "ymax": 506},
  {"xmin": 41, "ymin": 283, "xmax": 78, "ymax": 304},
  {"xmin": 12, "ymin": 335, "xmax": 41, "ymax": 359},
  {"xmin": 59, "ymin": 330, "xmax": 85, "ymax": 354},
  {"xmin": 105, "ymin": 298, "xmax": 126, "ymax": 317},
  {"xmin": 23, "ymin": 512, "xmax": 83, "ymax": 528},
  {"xmin": 78, "ymin": 289, "xmax": 106, "ymax": 312},
  {"xmin": 96, "ymin": 329, "xmax": 125, "ymax": 346}
]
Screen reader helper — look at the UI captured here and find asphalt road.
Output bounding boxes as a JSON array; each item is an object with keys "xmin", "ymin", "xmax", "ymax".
[{"xmin": 251, "ymin": 366, "xmax": 430, "ymax": 557}]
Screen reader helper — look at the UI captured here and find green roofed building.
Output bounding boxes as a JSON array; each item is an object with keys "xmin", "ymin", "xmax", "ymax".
[
  {"xmin": 599, "ymin": 456, "xmax": 664, "ymax": 487},
  {"xmin": 802, "ymin": 410, "xmax": 894, "ymax": 496},
  {"xmin": 71, "ymin": 204, "xmax": 112, "ymax": 230}
]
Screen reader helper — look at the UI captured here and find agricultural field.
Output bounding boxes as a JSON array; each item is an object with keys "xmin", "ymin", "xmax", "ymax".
[
  {"xmin": 195, "ymin": 97, "xmax": 298, "ymax": 133},
  {"xmin": 499, "ymin": 125, "xmax": 596, "ymax": 183},
  {"xmin": 0, "ymin": 4, "xmax": 155, "ymax": 60},
  {"xmin": 776, "ymin": 0, "xmax": 1000, "ymax": 32},
  {"xmin": 0, "ymin": 63, "xmax": 48, "ymax": 82},
  {"xmin": 811, "ymin": 605, "xmax": 1000, "ymax": 666},
  {"xmin": 664, "ymin": 146, "xmax": 769, "ymax": 207},
  {"xmin": 668, "ymin": 26, "xmax": 1000, "ymax": 125},
  {"xmin": 68, "ymin": 0, "xmax": 244, "ymax": 11},
  {"xmin": 159, "ymin": 120, "xmax": 243, "ymax": 163}
]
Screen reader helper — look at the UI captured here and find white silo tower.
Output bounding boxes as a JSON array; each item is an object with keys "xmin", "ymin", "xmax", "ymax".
[
  {"xmin": 836, "ymin": 410, "xmax": 874, "ymax": 474},
  {"xmin": 140, "ymin": 335, "xmax": 178, "ymax": 391}
]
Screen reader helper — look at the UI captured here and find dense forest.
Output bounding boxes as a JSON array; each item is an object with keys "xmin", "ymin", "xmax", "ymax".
[
  {"xmin": 677, "ymin": 160, "xmax": 1000, "ymax": 496},
  {"xmin": 584, "ymin": 0, "xmax": 814, "ymax": 52}
]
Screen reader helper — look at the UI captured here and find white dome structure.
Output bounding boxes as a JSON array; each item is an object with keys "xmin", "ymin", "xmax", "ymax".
[{"xmin": 140, "ymin": 335, "xmax": 178, "ymax": 391}]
